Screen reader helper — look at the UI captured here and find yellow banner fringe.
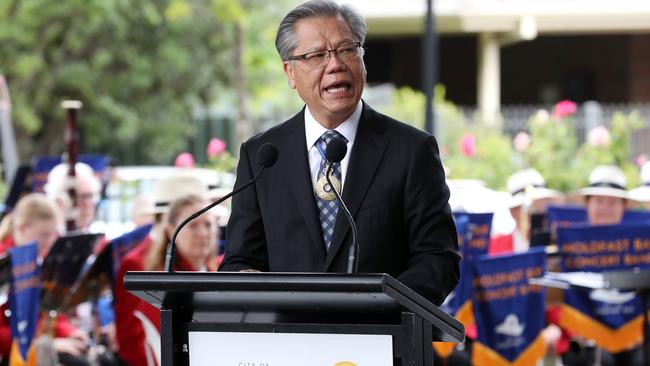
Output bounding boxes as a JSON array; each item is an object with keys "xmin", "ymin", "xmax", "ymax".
[
  {"xmin": 433, "ymin": 301, "xmax": 474, "ymax": 358},
  {"xmin": 472, "ymin": 334, "xmax": 547, "ymax": 366},
  {"xmin": 9, "ymin": 341, "xmax": 36, "ymax": 366},
  {"xmin": 558, "ymin": 304, "xmax": 644, "ymax": 353}
]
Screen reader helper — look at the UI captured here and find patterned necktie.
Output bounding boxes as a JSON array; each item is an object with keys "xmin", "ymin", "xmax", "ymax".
[{"xmin": 315, "ymin": 130, "xmax": 347, "ymax": 251}]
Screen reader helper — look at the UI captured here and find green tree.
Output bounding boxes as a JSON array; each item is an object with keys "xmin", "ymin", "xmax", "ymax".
[{"xmin": 0, "ymin": 0, "xmax": 278, "ymax": 165}]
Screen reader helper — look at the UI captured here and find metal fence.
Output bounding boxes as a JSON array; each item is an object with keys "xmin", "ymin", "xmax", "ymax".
[{"xmin": 459, "ymin": 102, "xmax": 650, "ymax": 156}]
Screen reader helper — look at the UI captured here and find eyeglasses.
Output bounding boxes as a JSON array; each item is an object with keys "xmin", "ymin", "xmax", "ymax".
[{"xmin": 287, "ymin": 42, "xmax": 363, "ymax": 67}]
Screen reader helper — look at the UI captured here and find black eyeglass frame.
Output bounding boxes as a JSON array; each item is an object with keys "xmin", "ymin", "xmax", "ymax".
[{"xmin": 286, "ymin": 42, "xmax": 363, "ymax": 63}]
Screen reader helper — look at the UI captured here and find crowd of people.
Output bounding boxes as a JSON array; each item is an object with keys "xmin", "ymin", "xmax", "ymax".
[
  {"xmin": 443, "ymin": 163, "xmax": 650, "ymax": 366},
  {"xmin": 0, "ymin": 161, "xmax": 647, "ymax": 366},
  {"xmin": 0, "ymin": 162, "xmax": 224, "ymax": 366}
]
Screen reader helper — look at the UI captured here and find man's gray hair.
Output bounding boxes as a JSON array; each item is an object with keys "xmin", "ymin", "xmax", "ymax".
[{"xmin": 275, "ymin": 0, "xmax": 367, "ymax": 61}]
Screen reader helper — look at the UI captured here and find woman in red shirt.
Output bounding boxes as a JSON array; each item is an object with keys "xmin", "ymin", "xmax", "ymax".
[{"xmin": 114, "ymin": 194, "xmax": 220, "ymax": 366}]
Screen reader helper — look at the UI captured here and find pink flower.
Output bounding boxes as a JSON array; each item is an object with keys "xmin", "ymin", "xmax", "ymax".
[
  {"xmin": 636, "ymin": 154, "xmax": 647, "ymax": 167},
  {"xmin": 513, "ymin": 131, "xmax": 531, "ymax": 152},
  {"xmin": 460, "ymin": 134, "xmax": 476, "ymax": 157},
  {"xmin": 206, "ymin": 138, "xmax": 227, "ymax": 158},
  {"xmin": 174, "ymin": 152, "xmax": 195, "ymax": 167},
  {"xmin": 552, "ymin": 100, "xmax": 577, "ymax": 119},
  {"xmin": 587, "ymin": 126, "xmax": 611, "ymax": 147}
]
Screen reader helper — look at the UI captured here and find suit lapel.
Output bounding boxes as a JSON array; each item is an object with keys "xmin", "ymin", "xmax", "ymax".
[
  {"xmin": 324, "ymin": 104, "xmax": 388, "ymax": 271},
  {"xmin": 282, "ymin": 112, "xmax": 327, "ymax": 261}
]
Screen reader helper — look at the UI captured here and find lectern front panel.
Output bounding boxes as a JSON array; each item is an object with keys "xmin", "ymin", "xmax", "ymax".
[{"xmin": 188, "ymin": 332, "xmax": 393, "ymax": 366}]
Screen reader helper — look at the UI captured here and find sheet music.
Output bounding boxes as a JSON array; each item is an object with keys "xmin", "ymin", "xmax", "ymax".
[{"xmin": 530, "ymin": 271, "xmax": 606, "ymax": 290}]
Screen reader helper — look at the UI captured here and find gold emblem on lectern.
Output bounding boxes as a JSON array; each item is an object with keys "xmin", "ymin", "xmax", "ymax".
[{"xmin": 334, "ymin": 362, "xmax": 357, "ymax": 366}]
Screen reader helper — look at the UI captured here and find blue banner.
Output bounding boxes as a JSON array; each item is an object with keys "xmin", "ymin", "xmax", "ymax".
[
  {"xmin": 546, "ymin": 205, "xmax": 587, "ymax": 230},
  {"xmin": 443, "ymin": 213, "xmax": 493, "ymax": 319},
  {"xmin": 558, "ymin": 224, "xmax": 650, "ymax": 272},
  {"xmin": 471, "ymin": 248, "xmax": 547, "ymax": 366},
  {"xmin": 435, "ymin": 213, "xmax": 492, "ymax": 357},
  {"xmin": 111, "ymin": 224, "xmax": 152, "ymax": 277},
  {"xmin": 557, "ymin": 224, "xmax": 650, "ymax": 352},
  {"xmin": 31, "ymin": 154, "xmax": 110, "ymax": 193},
  {"xmin": 622, "ymin": 209, "xmax": 650, "ymax": 223},
  {"xmin": 9, "ymin": 242, "xmax": 40, "ymax": 365},
  {"xmin": 547, "ymin": 205, "xmax": 650, "ymax": 230}
]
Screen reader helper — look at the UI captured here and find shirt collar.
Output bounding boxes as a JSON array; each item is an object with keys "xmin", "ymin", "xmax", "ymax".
[{"xmin": 305, "ymin": 101, "xmax": 362, "ymax": 151}]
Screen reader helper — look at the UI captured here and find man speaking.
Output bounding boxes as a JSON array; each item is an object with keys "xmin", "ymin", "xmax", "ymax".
[{"xmin": 220, "ymin": 0, "xmax": 459, "ymax": 306}]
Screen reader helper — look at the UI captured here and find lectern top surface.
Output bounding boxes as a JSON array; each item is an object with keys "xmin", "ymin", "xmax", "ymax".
[{"xmin": 125, "ymin": 271, "xmax": 464, "ymax": 342}]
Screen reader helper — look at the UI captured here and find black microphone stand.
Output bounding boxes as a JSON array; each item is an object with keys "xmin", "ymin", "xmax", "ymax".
[{"xmin": 325, "ymin": 163, "xmax": 359, "ymax": 274}]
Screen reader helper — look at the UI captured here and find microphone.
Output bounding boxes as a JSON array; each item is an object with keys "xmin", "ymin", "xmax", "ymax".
[
  {"xmin": 164, "ymin": 143, "xmax": 278, "ymax": 272},
  {"xmin": 324, "ymin": 138, "xmax": 359, "ymax": 274}
]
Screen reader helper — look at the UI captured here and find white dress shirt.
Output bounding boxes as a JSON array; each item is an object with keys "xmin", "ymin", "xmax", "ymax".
[{"xmin": 305, "ymin": 101, "xmax": 362, "ymax": 193}]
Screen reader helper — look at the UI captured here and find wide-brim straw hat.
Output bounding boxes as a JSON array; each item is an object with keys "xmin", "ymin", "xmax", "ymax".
[
  {"xmin": 577, "ymin": 165, "xmax": 628, "ymax": 199},
  {"xmin": 507, "ymin": 169, "xmax": 561, "ymax": 209},
  {"xmin": 628, "ymin": 161, "xmax": 650, "ymax": 202},
  {"xmin": 147, "ymin": 170, "xmax": 209, "ymax": 214}
]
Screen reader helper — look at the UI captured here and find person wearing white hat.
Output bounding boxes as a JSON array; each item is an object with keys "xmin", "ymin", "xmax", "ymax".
[
  {"xmin": 579, "ymin": 165, "xmax": 628, "ymax": 226},
  {"xmin": 628, "ymin": 161, "xmax": 650, "ymax": 208},
  {"xmin": 570, "ymin": 165, "xmax": 644, "ymax": 366},
  {"xmin": 114, "ymin": 170, "xmax": 212, "ymax": 366},
  {"xmin": 44, "ymin": 162, "xmax": 102, "ymax": 233},
  {"xmin": 490, "ymin": 169, "xmax": 562, "ymax": 254}
]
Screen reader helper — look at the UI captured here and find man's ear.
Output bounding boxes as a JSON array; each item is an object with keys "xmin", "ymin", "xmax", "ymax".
[{"xmin": 283, "ymin": 61, "xmax": 296, "ymax": 89}]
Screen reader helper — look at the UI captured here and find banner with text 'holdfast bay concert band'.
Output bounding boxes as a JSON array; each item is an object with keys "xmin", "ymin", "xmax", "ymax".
[
  {"xmin": 434, "ymin": 212, "xmax": 492, "ymax": 358},
  {"xmin": 557, "ymin": 224, "xmax": 650, "ymax": 352},
  {"xmin": 471, "ymin": 248, "xmax": 547, "ymax": 366},
  {"xmin": 8, "ymin": 242, "xmax": 40, "ymax": 366}
]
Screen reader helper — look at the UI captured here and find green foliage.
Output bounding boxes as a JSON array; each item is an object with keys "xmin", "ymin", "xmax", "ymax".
[
  {"xmin": 239, "ymin": 1, "xmax": 303, "ymax": 127},
  {"xmin": 377, "ymin": 85, "xmax": 514, "ymax": 190},
  {"xmin": 0, "ymin": 0, "xmax": 294, "ymax": 165},
  {"xmin": 524, "ymin": 112, "xmax": 579, "ymax": 192},
  {"xmin": 206, "ymin": 151, "xmax": 238, "ymax": 173},
  {"xmin": 573, "ymin": 111, "xmax": 644, "ymax": 189},
  {"xmin": 382, "ymin": 87, "xmax": 425, "ymax": 129},
  {"xmin": 376, "ymin": 87, "xmax": 645, "ymax": 192},
  {"xmin": 443, "ymin": 127, "xmax": 514, "ymax": 190}
]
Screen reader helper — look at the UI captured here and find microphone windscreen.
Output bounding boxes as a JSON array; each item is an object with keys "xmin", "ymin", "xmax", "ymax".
[
  {"xmin": 257, "ymin": 143, "xmax": 279, "ymax": 168},
  {"xmin": 326, "ymin": 137, "xmax": 347, "ymax": 163}
]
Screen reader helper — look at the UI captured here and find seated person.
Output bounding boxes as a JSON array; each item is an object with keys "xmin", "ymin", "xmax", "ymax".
[
  {"xmin": 115, "ymin": 177, "xmax": 220, "ymax": 366},
  {"xmin": 0, "ymin": 193, "xmax": 91, "ymax": 366},
  {"xmin": 579, "ymin": 165, "xmax": 627, "ymax": 226},
  {"xmin": 490, "ymin": 169, "xmax": 562, "ymax": 254}
]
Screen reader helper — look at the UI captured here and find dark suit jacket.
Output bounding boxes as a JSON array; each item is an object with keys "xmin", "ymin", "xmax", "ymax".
[{"xmin": 220, "ymin": 102, "xmax": 460, "ymax": 305}]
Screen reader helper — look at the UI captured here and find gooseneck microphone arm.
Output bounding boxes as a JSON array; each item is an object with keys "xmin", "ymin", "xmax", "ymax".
[
  {"xmin": 164, "ymin": 143, "xmax": 278, "ymax": 272},
  {"xmin": 324, "ymin": 138, "xmax": 359, "ymax": 274}
]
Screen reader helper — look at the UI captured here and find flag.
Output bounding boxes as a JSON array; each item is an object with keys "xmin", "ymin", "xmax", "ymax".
[
  {"xmin": 622, "ymin": 209, "xmax": 650, "ymax": 223},
  {"xmin": 111, "ymin": 224, "xmax": 153, "ymax": 278},
  {"xmin": 471, "ymin": 248, "xmax": 547, "ymax": 366},
  {"xmin": 434, "ymin": 212, "xmax": 492, "ymax": 357},
  {"xmin": 546, "ymin": 205, "xmax": 587, "ymax": 231},
  {"xmin": 8, "ymin": 242, "xmax": 40, "ymax": 366},
  {"xmin": 454, "ymin": 212, "xmax": 493, "ymax": 324},
  {"xmin": 547, "ymin": 205, "xmax": 650, "ymax": 231},
  {"xmin": 557, "ymin": 224, "xmax": 650, "ymax": 352},
  {"xmin": 31, "ymin": 154, "xmax": 110, "ymax": 193}
]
